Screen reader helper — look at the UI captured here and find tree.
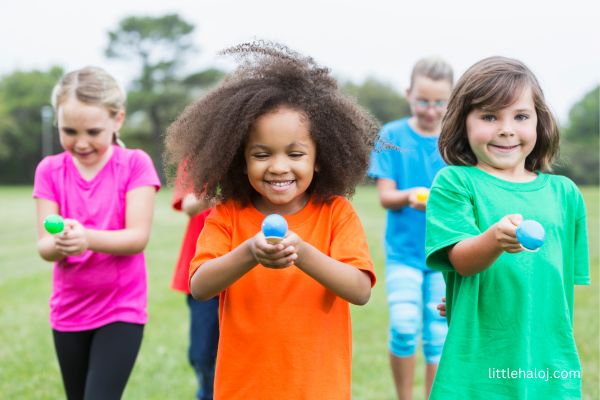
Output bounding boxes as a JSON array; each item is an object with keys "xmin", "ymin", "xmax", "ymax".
[
  {"xmin": 0, "ymin": 67, "xmax": 63, "ymax": 183},
  {"xmin": 555, "ymin": 86, "xmax": 599, "ymax": 185},
  {"xmin": 106, "ymin": 14, "xmax": 221, "ymax": 179},
  {"xmin": 343, "ymin": 77, "xmax": 410, "ymax": 124}
]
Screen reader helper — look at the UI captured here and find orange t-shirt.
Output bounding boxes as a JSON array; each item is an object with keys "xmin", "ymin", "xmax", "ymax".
[{"xmin": 190, "ymin": 196, "xmax": 375, "ymax": 400}]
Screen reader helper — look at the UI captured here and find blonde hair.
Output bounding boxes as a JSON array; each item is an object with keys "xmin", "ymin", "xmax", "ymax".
[
  {"xmin": 410, "ymin": 56, "xmax": 454, "ymax": 88},
  {"xmin": 51, "ymin": 66, "xmax": 126, "ymax": 117},
  {"xmin": 439, "ymin": 56, "xmax": 559, "ymax": 172}
]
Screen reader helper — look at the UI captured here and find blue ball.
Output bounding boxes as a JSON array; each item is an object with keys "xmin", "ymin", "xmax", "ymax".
[
  {"xmin": 262, "ymin": 214, "xmax": 288, "ymax": 239},
  {"xmin": 516, "ymin": 220, "xmax": 545, "ymax": 251}
]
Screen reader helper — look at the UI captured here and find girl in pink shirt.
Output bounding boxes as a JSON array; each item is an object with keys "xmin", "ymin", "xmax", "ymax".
[{"xmin": 33, "ymin": 67, "xmax": 160, "ymax": 400}]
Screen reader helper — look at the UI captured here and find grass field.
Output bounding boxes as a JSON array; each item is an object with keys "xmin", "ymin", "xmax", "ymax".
[{"xmin": 0, "ymin": 185, "xmax": 597, "ymax": 399}]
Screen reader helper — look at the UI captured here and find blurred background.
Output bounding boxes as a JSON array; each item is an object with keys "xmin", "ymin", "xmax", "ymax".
[
  {"xmin": 0, "ymin": 0, "xmax": 598, "ymax": 185},
  {"xmin": 0, "ymin": 1, "xmax": 598, "ymax": 399}
]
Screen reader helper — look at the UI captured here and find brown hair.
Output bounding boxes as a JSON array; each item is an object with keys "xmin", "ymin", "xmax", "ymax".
[
  {"xmin": 439, "ymin": 56, "xmax": 559, "ymax": 171},
  {"xmin": 164, "ymin": 41, "xmax": 379, "ymax": 205}
]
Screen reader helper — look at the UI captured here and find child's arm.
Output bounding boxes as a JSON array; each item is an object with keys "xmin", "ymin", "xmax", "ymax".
[
  {"xmin": 181, "ymin": 193, "xmax": 211, "ymax": 217},
  {"xmin": 376, "ymin": 179, "xmax": 428, "ymax": 211},
  {"xmin": 189, "ymin": 237, "xmax": 261, "ymax": 300},
  {"xmin": 448, "ymin": 214, "xmax": 524, "ymax": 276},
  {"xmin": 290, "ymin": 234, "xmax": 372, "ymax": 305},
  {"xmin": 81, "ymin": 186, "xmax": 156, "ymax": 255},
  {"xmin": 36, "ymin": 198, "xmax": 65, "ymax": 261},
  {"xmin": 50, "ymin": 186, "xmax": 156, "ymax": 257}
]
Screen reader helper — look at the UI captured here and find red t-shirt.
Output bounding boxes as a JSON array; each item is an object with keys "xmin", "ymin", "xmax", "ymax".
[{"xmin": 171, "ymin": 169, "xmax": 210, "ymax": 293}]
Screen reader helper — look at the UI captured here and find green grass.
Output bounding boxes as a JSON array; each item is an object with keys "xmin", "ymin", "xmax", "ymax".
[{"xmin": 0, "ymin": 185, "xmax": 597, "ymax": 399}]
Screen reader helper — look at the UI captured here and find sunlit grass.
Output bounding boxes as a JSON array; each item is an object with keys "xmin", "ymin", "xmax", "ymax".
[{"xmin": 0, "ymin": 185, "xmax": 597, "ymax": 399}]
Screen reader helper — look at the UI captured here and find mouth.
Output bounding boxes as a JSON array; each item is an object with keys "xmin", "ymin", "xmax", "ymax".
[
  {"xmin": 489, "ymin": 144, "xmax": 520, "ymax": 153},
  {"xmin": 265, "ymin": 180, "xmax": 295, "ymax": 192},
  {"xmin": 74, "ymin": 151, "xmax": 95, "ymax": 157}
]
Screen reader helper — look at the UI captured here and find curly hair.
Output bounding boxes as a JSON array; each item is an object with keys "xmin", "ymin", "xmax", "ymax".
[
  {"xmin": 439, "ymin": 56, "xmax": 559, "ymax": 172},
  {"xmin": 165, "ymin": 41, "xmax": 379, "ymax": 205}
]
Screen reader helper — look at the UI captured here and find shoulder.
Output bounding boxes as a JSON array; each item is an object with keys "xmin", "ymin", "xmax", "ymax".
[
  {"xmin": 208, "ymin": 200, "xmax": 239, "ymax": 222},
  {"xmin": 544, "ymin": 173, "xmax": 585, "ymax": 206},
  {"xmin": 432, "ymin": 166, "xmax": 475, "ymax": 189},
  {"xmin": 544, "ymin": 173, "xmax": 579, "ymax": 191},
  {"xmin": 379, "ymin": 118, "xmax": 410, "ymax": 140},
  {"xmin": 35, "ymin": 152, "xmax": 68, "ymax": 175},
  {"xmin": 114, "ymin": 146, "xmax": 154, "ymax": 167},
  {"xmin": 314, "ymin": 196, "xmax": 358, "ymax": 222}
]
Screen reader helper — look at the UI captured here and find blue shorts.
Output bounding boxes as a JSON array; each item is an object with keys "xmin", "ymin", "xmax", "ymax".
[{"xmin": 385, "ymin": 264, "xmax": 447, "ymax": 364}]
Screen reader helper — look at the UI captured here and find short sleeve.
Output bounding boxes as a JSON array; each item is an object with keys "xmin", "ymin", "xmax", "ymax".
[
  {"xmin": 573, "ymin": 190, "xmax": 590, "ymax": 285},
  {"xmin": 127, "ymin": 150, "xmax": 161, "ymax": 192},
  {"xmin": 425, "ymin": 169, "xmax": 481, "ymax": 271},
  {"xmin": 189, "ymin": 204, "xmax": 233, "ymax": 281},
  {"xmin": 330, "ymin": 199, "xmax": 376, "ymax": 286},
  {"xmin": 368, "ymin": 126, "xmax": 396, "ymax": 181},
  {"xmin": 32, "ymin": 157, "xmax": 58, "ymax": 202}
]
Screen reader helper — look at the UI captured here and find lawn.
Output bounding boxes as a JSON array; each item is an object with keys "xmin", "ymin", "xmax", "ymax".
[{"xmin": 0, "ymin": 185, "xmax": 597, "ymax": 399}]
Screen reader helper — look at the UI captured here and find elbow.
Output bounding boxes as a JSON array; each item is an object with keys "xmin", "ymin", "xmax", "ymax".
[
  {"xmin": 127, "ymin": 231, "xmax": 151, "ymax": 254},
  {"xmin": 379, "ymin": 196, "xmax": 392, "ymax": 210},
  {"xmin": 352, "ymin": 290, "xmax": 371, "ymax": 306},
  {"xmin": 190, "ymin": 284, "xmax": 214, "ymax": 301},
  {"xmin": 189, "ymin": 268, "xmax": 217, "ymax": 301},
  {"xmin": 454, "ymin": 266, "xmax": 476, "ymax": 277},
  {"xmin": 350, "ymin": 277, "xmax": 372, "ymax": 306}
]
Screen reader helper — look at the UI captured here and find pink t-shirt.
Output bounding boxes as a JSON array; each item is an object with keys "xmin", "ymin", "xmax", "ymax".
[{"xmin": 33, "ymin": 145, "xmax": 161, "ymax": 331}]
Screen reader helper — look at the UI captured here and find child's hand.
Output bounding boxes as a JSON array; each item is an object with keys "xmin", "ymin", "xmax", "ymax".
[
  {"xmin": 494, "ymin": 214, "xmax": 524, "ymax": 253},
  {"xmin": 408, "ymin": 187, "xmax": 428, "ymax": 211},
  {"xmin": 54, "ymin": 219, "xmax": 89, "ymax": 256},
  {"xmin": 436, "ymin": 297, "xmax": 446, "ymax": 317},
  {"xmin": 249, "ymin": 231, "xmax": 298, "ymax": 269}
]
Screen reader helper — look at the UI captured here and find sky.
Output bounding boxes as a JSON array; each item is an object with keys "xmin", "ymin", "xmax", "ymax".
[{"xmin": 2, "ymin": 0, "xmax": 599, "ymax": 122}]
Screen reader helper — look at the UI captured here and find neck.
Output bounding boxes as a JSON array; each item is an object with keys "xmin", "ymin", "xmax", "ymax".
[
  {"xmin": 73, "ymin": 145, "xmax": 114, "ymax": 180},
  {"xmin": 408, "ymin": 117, "xmax": 440, "ymax": 136}
]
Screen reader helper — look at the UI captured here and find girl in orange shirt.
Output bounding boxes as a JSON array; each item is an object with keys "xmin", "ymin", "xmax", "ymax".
[{"xmin": 165, "ymin": 41, "xmax": 379, "ymax": 400}]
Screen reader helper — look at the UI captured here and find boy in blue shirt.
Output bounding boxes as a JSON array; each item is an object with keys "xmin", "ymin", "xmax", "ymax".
[{"xmin": 369, "ymin": 57, "xmax": 453, "ymax": 400}]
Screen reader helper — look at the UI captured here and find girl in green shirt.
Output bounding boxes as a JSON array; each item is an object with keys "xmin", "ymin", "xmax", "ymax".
[{"xmin": 425, "ymin": 56, "xmax": 590, "ymax": 399}]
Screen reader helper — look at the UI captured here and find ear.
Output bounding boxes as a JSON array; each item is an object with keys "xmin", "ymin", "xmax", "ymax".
[
  {"xmin": 314, "ymin": 163, "xmax": 320, "ymax": 173},
  {"xmin": 113, "ymin": 110, "xmax": 126, "ymax": 131}
]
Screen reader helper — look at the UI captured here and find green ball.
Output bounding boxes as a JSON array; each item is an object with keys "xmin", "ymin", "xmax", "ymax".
[{"xmin": 44, "ymin": 214, "xmax": 64, "ymax": 234}]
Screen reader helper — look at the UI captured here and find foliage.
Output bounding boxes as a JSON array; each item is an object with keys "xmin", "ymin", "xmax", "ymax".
[
  {"xmin": 106, "ymin": 14, "xmax": 222, "ymax": 180},
  {"xmin": 0, "ymin": 67, "xmax": 63, "ymax": 183},
  {"xmin": 343, "ymin": 77, "xmax": 410, "ymax": 124},
  {"xmin": 555, "ymin": 86, "xmax": 599, "ymax": 185}
]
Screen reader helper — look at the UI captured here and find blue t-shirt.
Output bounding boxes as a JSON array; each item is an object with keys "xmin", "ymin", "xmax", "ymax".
[{"xmin": 368, "ymin": 118, "xmax": 445, "ymax": 270}]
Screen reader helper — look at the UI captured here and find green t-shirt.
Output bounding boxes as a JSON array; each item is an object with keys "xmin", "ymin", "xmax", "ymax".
[{"xmin": 426, "ymin": 166, "xmax": 590, "ymax": 400}]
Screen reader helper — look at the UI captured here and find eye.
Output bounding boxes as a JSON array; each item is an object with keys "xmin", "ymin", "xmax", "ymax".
[
  {"xmin": 481, "ymin": 114, "xmax": 496, "ymax": 122},
  {"xmin": 515, "ymin": 114, "xmax": 529, "ymax": 121},
  {"xmin": 62, "ymin": 128, "xmax": 77, "ymax": 136},
  {"xmin": 289, "ymin": 152, "xmax": 305, "ymax": 159},
  {"xmin": 252, "ymin": 153, "xmax": 269, "ymax": 160},
  {"xmin": 87, "ymin": 129, "xmax": 102, "ymax": 136}
]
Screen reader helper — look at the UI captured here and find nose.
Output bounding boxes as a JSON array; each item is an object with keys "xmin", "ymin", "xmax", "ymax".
[
  {"xmin": 499, "ymin": 119, "xmax": 515, "ymax": 137},
  {"xmin": 268, "ymin": 155, "xmax": 290, "ymax": 174},
  {"xmin": 74, "ymin": 136, "xmax": 90, "ymax": 150}
]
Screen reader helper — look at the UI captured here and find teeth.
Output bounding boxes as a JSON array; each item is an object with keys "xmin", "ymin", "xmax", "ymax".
[{"xmin": 269, "ymin": 181, "xmax": 293, "ymax": 187}]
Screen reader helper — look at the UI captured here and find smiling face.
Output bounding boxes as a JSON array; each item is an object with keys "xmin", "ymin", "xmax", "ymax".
[
  {"xmin": 244, "ymin": 107, "xmax": 317, "ymax": 215},
  {"xmin": 466, "ymin": 86, "xmax": 538, "ymax": 180},
  {"xmin": 57, "ymin": 96, "xmax": 124, "ymax": 169},
  {"xmin": 407, "ymin": 76, "xmax": 453, "ymax": 135}
]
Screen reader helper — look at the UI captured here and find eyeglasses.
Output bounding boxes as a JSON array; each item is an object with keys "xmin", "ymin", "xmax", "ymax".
[{"xmin": 413, "ymin": 99, "xmax": 449, "ymax": 110}]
